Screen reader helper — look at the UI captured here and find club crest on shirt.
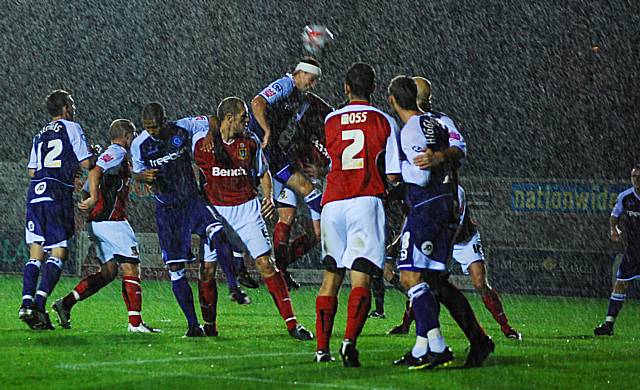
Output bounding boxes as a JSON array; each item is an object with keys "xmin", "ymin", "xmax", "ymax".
[
  {"xmin": 238, "ymin": 143, "xmax": 248, "ymax": 160},
  {"xmin": 171, "ymin": 135, "xmax": 183, "ymax": 147}
]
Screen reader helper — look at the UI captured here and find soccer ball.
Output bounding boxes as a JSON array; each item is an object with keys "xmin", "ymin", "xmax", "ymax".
[{"xmin": 302, "ymin": 25, "xmax": 334, "ymax": 55}]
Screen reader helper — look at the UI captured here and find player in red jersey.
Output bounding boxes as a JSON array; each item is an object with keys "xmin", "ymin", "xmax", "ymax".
[
  {"xmin": 52, "ymin": 119, "xmax": 159, "ymax": 333},
  {"xmin": 193, "ymin": 97, "xmax": 313, "ymax": 340},
  {"xmin": 314, "ymin": 63, "xmax": 401, "ymax": 367}
]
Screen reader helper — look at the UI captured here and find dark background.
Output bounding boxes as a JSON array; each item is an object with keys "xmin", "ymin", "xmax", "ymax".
[{"xmin": 1, "ymin": 0, "xmax": 638, "ymax": 296}]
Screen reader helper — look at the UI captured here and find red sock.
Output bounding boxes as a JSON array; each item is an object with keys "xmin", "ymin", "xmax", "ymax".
[
  {"xmin": 482, "ymin": 289, "xmax": 509, "ymax": 330},
  {"xmin": 264, "ymin": 271, "xmax": 297, "ymax": 331},
  {"xmin": 64, "ymin": 272, "xmax": 110, "ymax": 309},
  {"xmin": 198, "ymin": 278, "xmax": 218, "ymax": 332},
  {"xmin": 273, "ymin": 222, "xmax": 291, "ymax": 266},
  {"xmin": 122, "ymin": 276, "xmax": 142, "ymax": 326},
  {"xmin": 315, "ymin": 295, "xmax": 338, "ymax": 352},
  {"xmin": 344, "ymin": 287, "xmax": 371, "ymax": 342},
  {"xmin": 289, "ymin": 234, "xmax": 318, "ymax": 265}
]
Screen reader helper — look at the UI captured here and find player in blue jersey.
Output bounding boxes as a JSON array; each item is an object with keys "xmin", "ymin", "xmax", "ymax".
[
  {"xmin": 19, "ymin": 90, "xmax": 95, "ymax": 330},
  {"xmin": 131, "ymin": 102, "xmax": 234, "ymax": 337},
  {"xmin": 387, "ymin": 76, "xmax": 456, "ymax": 370},
  {"xmin": 389, "ymin": 76, "xmax": 495, "ymax": 368},
  {"xmin": 594, "ymin": 165, "xmax": 640, "ymax": 336},
  {"xmin": 249, "ymin": 57, "xmax": 325, "ymax": 277}
]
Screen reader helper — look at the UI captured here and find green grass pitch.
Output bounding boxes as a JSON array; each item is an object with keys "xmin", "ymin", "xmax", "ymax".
[{"xmin": 0, "ymin": 275, "xmax": 638, "ymax": 389}]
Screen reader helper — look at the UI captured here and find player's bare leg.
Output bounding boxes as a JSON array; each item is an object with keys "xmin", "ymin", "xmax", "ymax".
[
  {"xmin": 315, "ymin": 268, "xmax": 344, "ymax": 362},
  {"xmin": 595, "ymin": 280, "xmax": 630, "ymax": 336},
  {"xmin": 256, "ymin": 254, "xmax": 312, "ymax": 340},
  {"xmin": 285, "ymin": 171, "xmax": 322, "ymax": 219},
  {"xmin": 468, "ymin": 262, "xmax": 521, "ymax": 339},
  {"xmin": 19, "ymin": 243, "xmax": 46, "ymax": 329},
  {"xmin": 198, "ymin": 262, "xmax": 219, "ymax": 336}
]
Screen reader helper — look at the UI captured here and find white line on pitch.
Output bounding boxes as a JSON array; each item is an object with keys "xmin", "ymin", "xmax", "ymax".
[
  {"xmin": 65, "ymin": 366, "xmax": 395, "ymax": 390},
  {"xmin": 56, "ymin": 349, "xmax": 396, "ymax": 369}
]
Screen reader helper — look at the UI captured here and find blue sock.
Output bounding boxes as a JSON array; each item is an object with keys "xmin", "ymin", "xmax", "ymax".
[
  {"xmin": 21, "ymin": 259, "xmax": 41, "ymax": 308},
  {"xmin": 303, "ymin": 189, "xmax": 323, "ymax": 215},
  {"xmin": 606, "ymin": 292, "xmax": 626, "ymax": 322},
  {"xmin": 233, "ymin": 251, "xmax": 244, "ymax": 273},
  {"xmin": 408, "ymin": 282, "xmax": 440, "ymax": 337},
  {"xmin": 169, "ymin": 269, "xmax": 199, "ymax": 328},
  {"xmin": 34, "ymin": 257, "xmax": 63, "ymax": 311},
  {"xmin": 209, "ymin": 229, "xmax": 238, "ymax": 291}
]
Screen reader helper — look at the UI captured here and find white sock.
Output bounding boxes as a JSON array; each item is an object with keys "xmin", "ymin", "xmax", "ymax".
[
  {"xmin": 411, "ymin": 336, "xmax": 428, "ymax": 358},
  {"xmin": 427, "ymin": 328, "xmax": 446, "ymax": 353}
]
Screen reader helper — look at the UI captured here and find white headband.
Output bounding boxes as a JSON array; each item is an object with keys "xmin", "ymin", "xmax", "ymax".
[{"xmin": 294, "ymin": 62, "xmax": 322, "ymax": 77}]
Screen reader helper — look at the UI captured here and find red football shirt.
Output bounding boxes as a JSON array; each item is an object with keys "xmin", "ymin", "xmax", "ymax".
[
  {"xmin": 194, "ymin": 132, "xmax": 267, "ymax": 206},
  {"xmin": 321, "ymin": 102, "xmax": 401, "ymax": 205}
]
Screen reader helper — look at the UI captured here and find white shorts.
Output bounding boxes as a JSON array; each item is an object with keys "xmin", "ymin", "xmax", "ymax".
[
  {"xmin": 452, "ymin": 231, "xmax": 484, "ymax": 275},
  {"xmin": 321, "ymin": 196, "xmax": 385, "ymax": 270},
  {"xmin": 88, "ymin": 220, "xmax": 139, "ymax": 264},
  {"xmin": 273, "ymin": 179, "xmax": 321, "ymax": 221},
  {"xmin": 213, "ymin": 198, "xmax": 271, "ymax": 259}
]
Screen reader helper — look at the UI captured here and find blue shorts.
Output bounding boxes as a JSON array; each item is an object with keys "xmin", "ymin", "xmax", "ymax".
[
  {"xmin": 617, "ymin": 247, "xmax": 640, "ymax": 281},
  {"xmin": 25, "ymin": 186, "xmax": 74, "ymax": 249},
  {"xmin": 397, "ymin": 193, "xmax": 453, "ymax": 272},
  {"xmin": 155, "ymin": 196, "xmax": 222, "ymax": 264}
]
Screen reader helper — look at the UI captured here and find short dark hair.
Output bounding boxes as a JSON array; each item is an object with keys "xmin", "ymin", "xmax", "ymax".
[
  {"xmin": 388, "ymin": 75, "xmax": 419, "ymax": 111},
  {"xmin": 345, "ymin": 62, "xmax": 376, "ymax": 100},
  {"xmin": 217, "ymin": 97, "xmax": 246, "ymax": 119},
  {"xmin": 109, "ymin": 119, "xmax": 136, "ymax": 141},
  {"xmin": 141, "ymin": 102, "xmax": 165, "ymax": 128},
  {"xmin": 46, "ymin": 89, "xmax": 72, "ymax": 117}
]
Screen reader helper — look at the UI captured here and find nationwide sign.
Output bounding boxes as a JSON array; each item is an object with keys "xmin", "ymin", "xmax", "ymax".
[{"xmin": 511, "ymin": 182, "xmax": 627, "ymax": 213}]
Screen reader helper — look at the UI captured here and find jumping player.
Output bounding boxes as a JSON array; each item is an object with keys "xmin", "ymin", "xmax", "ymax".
[
  {"xmin": 250, "ymin": 57, "xmax": 325, "ymax": 277},
  {"xmin": 52, "ymin": 119, "xmax": 159, "ymax": 333},
  {"xmin": 594, "ymin": 164, "xmax": 640, "ymax": 336},
  {"xmin": 130, "ymin": 102, "xmax": 233, "ymax": 337},
  {"xmin": 20, "ymin": 90, "xmax": 95, "ymax": 330},
  {"xmin": 191, "ymin": 97, "xmax": 313, "ymax": 340},
  {"xmin": 314, "ymin": 63, "xmax": 401, "ymax": 367},
  {"xmin": 270, "ymin": 92, "xmax": 333, "ymax": 289}
]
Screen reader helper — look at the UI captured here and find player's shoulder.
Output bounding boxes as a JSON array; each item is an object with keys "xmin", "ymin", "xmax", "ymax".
[
  {"xmin": 260, "ymin": 74, "xmax": 295, "ymax": 99},
  {"xmin": 98, "ymin": 144, "xmax": 126, "ymax": 165},
  {"xmin": 618, "ymin": 187, "xmax": 636, "ymax": 201},
  {"xmin": 131, "ymin": 130, "xmax": 151, "ymax": 150}
]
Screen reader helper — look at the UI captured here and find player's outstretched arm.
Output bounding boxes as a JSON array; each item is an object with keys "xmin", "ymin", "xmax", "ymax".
[{"xmin": 251, "ymin": 96, "xmax": 272, "ymax": 149}]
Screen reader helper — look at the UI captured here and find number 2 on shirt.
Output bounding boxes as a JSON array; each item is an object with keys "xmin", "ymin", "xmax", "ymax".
[{"xmin": 341, "ymin": 129, "xmax": 364, "ymax": 170}]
